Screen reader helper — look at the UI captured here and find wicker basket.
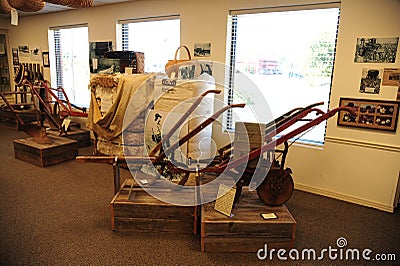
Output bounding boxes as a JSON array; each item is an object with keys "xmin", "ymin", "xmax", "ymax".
[
  {"xmin": 7, "ymin": 0, "xmax": 45, "ymax": 12},
  {"xmin": 0, "ymin": 0, "xmax": 12, "ymax": 14},
  {"xmin": 46, "ymin": 0, "xmax": 93, "ymax": 8}
]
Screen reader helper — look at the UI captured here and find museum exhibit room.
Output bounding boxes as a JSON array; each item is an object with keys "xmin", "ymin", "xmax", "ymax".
[{"xmin": 0, "ymin": 0, "xmax": 399, "ymax": 265}]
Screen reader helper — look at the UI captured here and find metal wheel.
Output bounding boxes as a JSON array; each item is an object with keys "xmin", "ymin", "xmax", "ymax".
[{"xmin": 256, "ymin": 167, "xmax": 294, "ymax": 206}]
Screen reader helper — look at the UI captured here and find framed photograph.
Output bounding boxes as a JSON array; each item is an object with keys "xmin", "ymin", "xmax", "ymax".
[
  {"xmin": 194, "ymin": 43, "xmax": 211, "ymax": 57},
  {"xmin": 359, "ymin": 68, "xmax": 383, "ymax": 94},
  {"xmin": 18, "ymin": 45, "xmax": 30, "ymax": 58},
  {"xmin": 354, "ymin": 37, "xmax": 399, "ymax": 63},
  {"xmin": 382, "ymin": 68, "xmax": 400, "ymax": 86},
  {"xmin": 337, "ymin": 98, "xmax": 399, "ymax": 132},
  {"xmin": 12, "ymin": 48, "xmax": 19, "ymax": 65},
  {"xmin": 42, "ymin": 51, "xmax": 50, "ymax": 67},
  {"xmin": 30, "ymin": 46, "xmax": 41, "ymax": 61}
]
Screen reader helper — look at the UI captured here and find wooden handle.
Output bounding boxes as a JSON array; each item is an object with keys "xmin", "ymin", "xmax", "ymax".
[{"xmin": 174, "ymin": 45, "xmax": 192, "ymax": 60}]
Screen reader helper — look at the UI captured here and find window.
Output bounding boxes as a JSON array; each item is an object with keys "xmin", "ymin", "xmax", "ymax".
[
  {"xmin": 48, "ymin": 25, "xmax": 90, "ymax": 107},
  {"xmin": 117, "ymin": 16, "xmax": 180, "ymax": 73},
  {"xmin": 226, "ymin": 5, "xmax": 340, "ymax": 144}
]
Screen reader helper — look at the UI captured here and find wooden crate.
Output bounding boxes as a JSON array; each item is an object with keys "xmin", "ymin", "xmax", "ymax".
[
  {"xmin": 0, "ymin": 108, "xmax": 38, "ymax": 126},
  {"xmin": 201, "ymin": 188, "xmax": 296, "ymax": 253},
  {"xmin": 13, "ymin": 135, "xmax": 78, "ymax": 167},
  {"xmin": 110, "ymin": 178, "xmax": 198, "ymax": 234},
  {"xmin": 64, "ymin": 127, "xmax": 90, "ymax": 148}
]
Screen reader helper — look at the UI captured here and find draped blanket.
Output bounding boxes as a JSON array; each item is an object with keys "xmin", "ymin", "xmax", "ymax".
[{"xmin": 88, "ymin": 73, "xmax": 156, "ymax": 144}]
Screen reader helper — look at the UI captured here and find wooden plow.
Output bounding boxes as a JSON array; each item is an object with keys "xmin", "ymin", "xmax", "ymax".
[
  {"xmin": 0, "ymin": 64, "xmax": 88, "ymax": 144},
  {"xmin": 76, "ymin": 90, "xmax": 355, "ymax": 206}
]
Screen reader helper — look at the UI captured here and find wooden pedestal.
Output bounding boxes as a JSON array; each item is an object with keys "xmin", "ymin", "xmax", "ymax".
[
  {"xmin": 110, "ymin": 178, "xmax": 198, "ymax": 234},
  {"xmin": 201, "ymin": 188, "xmax": 296, "ymax": 253},
  {"xmin": 13, "ymin": 135, "xmax": 79, "ymax": 167}
]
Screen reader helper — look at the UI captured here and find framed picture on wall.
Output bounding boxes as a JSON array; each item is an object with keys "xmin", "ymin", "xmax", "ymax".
[
  {"xmin": 42, "ymin": 51, "xmax": 50, "ymax": 67},
  {"xmin": 194, "ymin": 43, "xmax": 211, "ymax": 57},
  {"xmin": 354, "ymin": 37, "xmax": 399, "ymax": 63},
  {"xmin": 337, "ymin": 97, "xmax": 400, "ymax": 132},
  {"xmin": 12, "ymin": 48, "xmax": 19, "ymax": 65}
]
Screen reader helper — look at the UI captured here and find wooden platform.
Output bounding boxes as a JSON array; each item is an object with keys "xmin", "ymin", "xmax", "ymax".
[
  {"xmin": 13, "ymin": 135, "xmax": 79, "ymax": 167},
  {"xmin": 201, "ymin": 187, "xmax": 296, "ymax": 253},
  {"xmin": 48, "ymin": 127, "xmax": 91, "ymax": 148},
  {"xmin": 110, "ymin": 178, "xmax": 198, "ymax": 234},
  {"xmin": 0, "ymin": 108, "xmax": 38, "ymax": 126}
]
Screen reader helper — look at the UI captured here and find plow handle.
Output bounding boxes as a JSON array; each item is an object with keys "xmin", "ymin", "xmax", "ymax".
[
  {"xmin": 148, "ymin": 89, "xmax": 221, "ymax": 157},
  {"xmin": 160, "ymin": 103, "xmax": 245, "ymax": 160},
  {"xmin": 216, "ymin": 106, "xmax": 355, "ymax": 172},
  {"xmin": 75, "ymin": 155, "xmax": 157, "ymax": 164}
]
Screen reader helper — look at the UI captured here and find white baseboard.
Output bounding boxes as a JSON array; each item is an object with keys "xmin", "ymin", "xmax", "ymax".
[{"xmin": 294, "ymin": 183, "xmax": 394, "ymax": 213}]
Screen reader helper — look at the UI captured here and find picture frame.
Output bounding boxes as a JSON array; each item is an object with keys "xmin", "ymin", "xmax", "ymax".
[
  {"xmin": 42, "ymin": 51, "xmax": 50, "ymax": 67},
  {"xmin": 354, "ymin": 37, "xmax": 399, "ymax": 63},
  {"xmin": 12, "ymin": 48, "xmax": 19, "ymax": 65},
  {"xmin": 194, "ymin": 43, "xmax": 211, "ymax": 57},
  {"xmin": 337, "ymin": 97, "xmax": 399, "ymax": 132}
]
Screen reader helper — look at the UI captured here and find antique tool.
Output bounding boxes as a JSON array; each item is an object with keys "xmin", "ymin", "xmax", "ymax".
[
  {"xmin": 0, "ymin": 89, "xmax": 52, "ymax": 144},
  {"xmin": 76, "ymin": 95, "xmax": 355, "ymax": 206},
  {"xmin": 0, "ymin": 64, "xmax": 88, "ymax": 143},
  {"xmin": 36, "ymin": 80, "xmax": 88, "ymax": 132},
  {"xmin": 76, "ymin": 95, "xmax": 245, "ymax": 193},
  {"xmin": 144, "ymin": 102, "xmax": 354, "ymax": 206},
  {"xmin": 213, "ymin": 105, "xmax": 355, "ymax": 206}
]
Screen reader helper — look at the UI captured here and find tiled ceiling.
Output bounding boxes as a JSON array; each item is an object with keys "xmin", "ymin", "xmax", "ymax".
[{"xmin": 3, "ymin": 0, "xmax": 133, "ymax": 17}]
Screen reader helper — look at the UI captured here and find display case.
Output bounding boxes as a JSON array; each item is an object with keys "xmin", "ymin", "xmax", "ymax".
[{"xmin": 337, "ymin": 97, "xmax": 400, "ymax": 132}]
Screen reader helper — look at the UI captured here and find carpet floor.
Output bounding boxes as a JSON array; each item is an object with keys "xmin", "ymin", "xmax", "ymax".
[{"xmin": 0, "ymin": 123, "xmax": 398, "ymax": 265}]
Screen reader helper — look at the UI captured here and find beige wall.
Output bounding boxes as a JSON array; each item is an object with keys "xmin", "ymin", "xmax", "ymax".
[{"xmin": 0, "ymin": 0, "xmax": 399, "ymax": 211}]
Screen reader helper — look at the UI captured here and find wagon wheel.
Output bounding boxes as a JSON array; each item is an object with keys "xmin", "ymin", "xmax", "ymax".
[{"xmin": 256, "ymin": 167, "xmax": 294, "ymax": 206}]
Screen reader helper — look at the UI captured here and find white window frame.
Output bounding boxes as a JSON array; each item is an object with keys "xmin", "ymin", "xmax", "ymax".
[
  {"xmin": 116, "ymin": 15, "xmax": 181, "ymax": 73},
  {"xmin": 48, "ymin": 24, "xmax": 90, "ymax": 107},
  {"xmin": 226, "ymin": 3, "xmax": 340, "ymax": 145}
]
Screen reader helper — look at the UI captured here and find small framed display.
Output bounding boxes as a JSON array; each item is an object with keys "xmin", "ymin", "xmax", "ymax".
[
  {"xmin": 42, "ymin": 51, "xmax": 50, "ymax": 67},
  {"xmin": 12, "ymin": 48, "xmax": 19, "ymax": 65},
  {"xmin": 337, "ymin": 98, "xmax": 399, "ymax": 132}
]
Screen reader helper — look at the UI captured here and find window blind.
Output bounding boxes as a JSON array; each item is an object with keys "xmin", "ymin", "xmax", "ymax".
[
  {"xmin": 53, "ymin": 29, "xmax": 63, "ymax": 99},
  {"xmin": 49, "ymin": 24, "xmax": 89, "ymax": 106},
  {"xmin": 121, "ymin": 24, "xmax": 129, "ymax": 51},
  {"xmin": 230, "ymin": 2, "xmax": 340, "ymax": 15},
  {"xmin": 226, "ymin": 5, "xmax": 340, "ymax": 144},
  {"xmin": 117, "ymin": 15, "xmax": 180, "ymax": 25},
  {"xmin": 50, "ymin": 23, "xmax": 88, "ymax": 99},
  {"xmin": 226, "ymin": 15, "xmax": 238, "ymax": 130}
]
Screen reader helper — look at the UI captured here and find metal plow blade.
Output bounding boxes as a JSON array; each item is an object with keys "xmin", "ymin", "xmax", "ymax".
[{"xmin": 18, "ymin": 124, "xmax": 53, "ymax": 145}]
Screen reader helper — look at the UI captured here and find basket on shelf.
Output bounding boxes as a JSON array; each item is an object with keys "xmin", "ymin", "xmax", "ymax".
[
  {"xmin": 0, "ymin": 0, "xmax": 12, "ymax": 14},
  {"xmin": 7, "ymin": 0, "xmax": 45, "ymax": 12},
  {"xmin": 46, "ymin": 0, "xmax": 93, "ymax": 8}
]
